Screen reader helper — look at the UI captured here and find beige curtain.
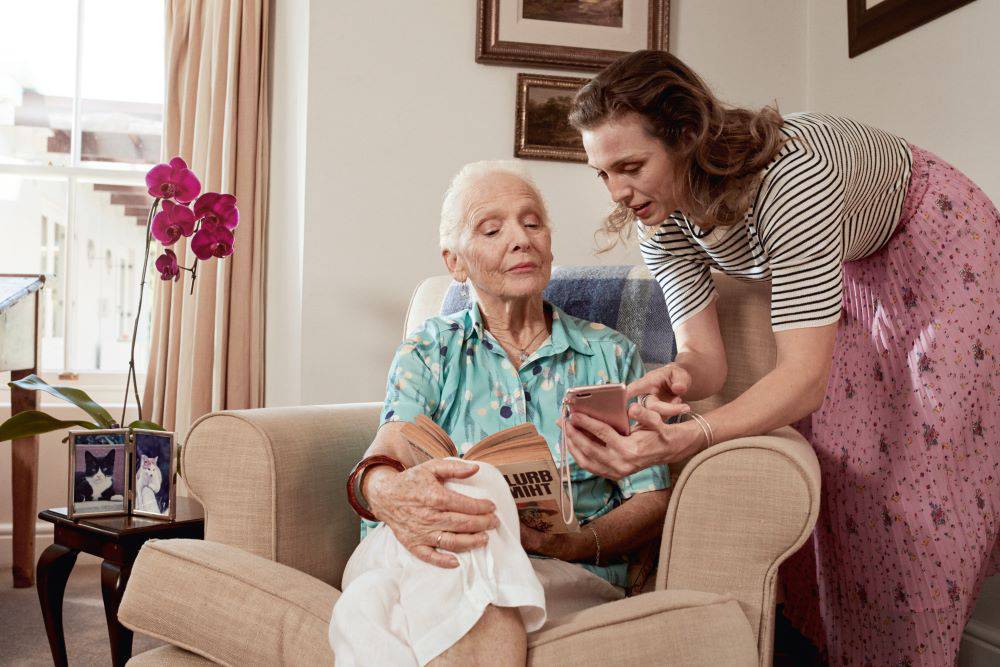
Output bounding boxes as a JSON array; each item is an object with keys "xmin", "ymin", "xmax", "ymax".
[{"xmin": 144, "ymin": 0, "xmax": 269, "ymax": 435}]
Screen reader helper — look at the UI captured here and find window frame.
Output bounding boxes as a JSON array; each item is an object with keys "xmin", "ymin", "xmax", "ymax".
[{"xmin": 0, "ymin": 0, "xmax": 163, "ymax": 387}]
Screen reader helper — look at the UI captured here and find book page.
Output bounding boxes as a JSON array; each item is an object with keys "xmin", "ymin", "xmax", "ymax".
[
  {"xmin": 414, "ymin": 414, "xmax": 458, "ymax": 457},
  {"xmin": 464, "ymin": 422, "xmax": 537, "ymax": 460},
  {"xmin": 400, "ymin": 421, "xmax": 451, "ymax": 460}
]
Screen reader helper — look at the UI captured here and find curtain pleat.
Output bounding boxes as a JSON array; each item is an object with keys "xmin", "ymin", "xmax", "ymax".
[{"xmin": 144, "ymin": 0, "xmax": 269, "ymax": 438}]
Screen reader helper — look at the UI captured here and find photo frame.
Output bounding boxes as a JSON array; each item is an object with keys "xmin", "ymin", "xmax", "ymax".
[
  {"xmin": 67, "ymin": 429, "xmax": 129, "ymax": 519},
  {"xmin": 131, "ymin": 429, "xmax": 176, "ymax": 520},
  {"xmin": 67, "ymin": 427, "xmax": 176, "ymax": 521},
  {"xmin": 848, "ymin": 0, "xmax": 976, "ymax": 58},
  {"xmin": 515, "ymin": 73, "xmax": 590, "ymax": 163},
  {"xmin": 477, "ymin": 0, "xmax": 670, "ymax": 71}
]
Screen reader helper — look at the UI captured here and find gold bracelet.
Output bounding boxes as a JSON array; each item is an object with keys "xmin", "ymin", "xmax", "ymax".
[
  {"xmin": 679, "ymin": 412, "xmax": 713, "ymax": 449},
  {"xmin": 588, "ymin": 525, "xmax": 601, "ymax": 567},
  {"xmin": 688, "ymin": 412, "xmax": 715, "ymax": 448}
]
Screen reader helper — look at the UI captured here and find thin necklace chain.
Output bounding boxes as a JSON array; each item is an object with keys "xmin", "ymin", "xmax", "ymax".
[{"xmin": 491, "ymin": 325, "xmax": 548, "ymax": 363}]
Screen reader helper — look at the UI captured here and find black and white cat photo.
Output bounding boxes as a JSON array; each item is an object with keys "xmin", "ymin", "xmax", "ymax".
[{"xmin": 74, "ymin": 449, "xmax": 123, "ymax": 503}]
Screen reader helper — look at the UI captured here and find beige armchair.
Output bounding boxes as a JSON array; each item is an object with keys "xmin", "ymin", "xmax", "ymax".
[{"xmin": 119, "ymin": 272, "xmax": 820, "ymax": 666}]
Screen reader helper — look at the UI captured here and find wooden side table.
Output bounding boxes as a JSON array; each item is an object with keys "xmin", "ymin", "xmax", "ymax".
[
  {"xmin": 36, "ymin": 496, "xmax": 204, "ymax": 667},
  {"xmin": 1, "ymin": 273, "xmax": 45, "ymax": 588}
]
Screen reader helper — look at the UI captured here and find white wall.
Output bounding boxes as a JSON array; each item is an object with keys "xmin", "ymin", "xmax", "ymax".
[
  {"xmin": 807, "ymin": 0, "xmax": 1000, "ymax": 201},
  {"xmin": 267, "ymin": 0, "xmax": 807, "ymax": 406},
  {"xmin": 264, "ymin": 0, "xmax": 308, "ymax": 407}
]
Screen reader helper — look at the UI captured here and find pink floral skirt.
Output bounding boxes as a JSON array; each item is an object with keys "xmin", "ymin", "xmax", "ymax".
[{"xmin": 783, "ymin": 145, "xmax": 1000, "ymax": 666}]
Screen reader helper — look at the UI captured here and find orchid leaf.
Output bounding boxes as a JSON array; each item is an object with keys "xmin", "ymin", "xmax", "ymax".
[
  {"xmin": 128, "ymin": 420, "xmax": 164, "ymax": 431},
  {"xmin": 8, "ymin": 374, "xmax": 116, "ymax": 428},
  {"xmin": 0, "ymin": 411, "xmax": 99, "ymax": 443}
]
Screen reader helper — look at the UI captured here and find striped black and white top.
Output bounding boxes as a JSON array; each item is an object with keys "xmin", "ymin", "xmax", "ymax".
[{"xmin": 640, "ymin": 112, "xmax": 912, "ymax": 332}]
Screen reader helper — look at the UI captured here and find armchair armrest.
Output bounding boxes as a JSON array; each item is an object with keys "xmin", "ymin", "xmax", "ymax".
[
  {"xmin": 119, "ymin": 539, "xmax": 338, "ymax": 666},
  {"xmin": 182, "ymin": 402, "xmax": 381, "ymax": 588},
  {"xmin": 655, "ymin": 426, "xmax": 820, "ymax": 667}
]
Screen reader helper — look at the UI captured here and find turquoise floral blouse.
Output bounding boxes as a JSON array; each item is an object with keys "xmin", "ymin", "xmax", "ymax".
[{"xmin": 363, "ymin": 302, "xmax": 671, "ymax": 587}]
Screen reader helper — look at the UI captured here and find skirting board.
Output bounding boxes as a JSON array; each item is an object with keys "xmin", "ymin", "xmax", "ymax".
[
  {"xmin": 960, "ymin": 633, "xmax": 1000, "ymax": 666},
  {"xmin": 0, "ymin": 522, "xmax": 99, "ymax": 569}
]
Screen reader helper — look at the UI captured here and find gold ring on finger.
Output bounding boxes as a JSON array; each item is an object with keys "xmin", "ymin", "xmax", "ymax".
[
  {"xmin": 436, "ymin": 531, "xmax": 444, "ymax": 548},
  {"xmin": 639, "ymin": 394, "xmax": 650, "ymax": 408}
]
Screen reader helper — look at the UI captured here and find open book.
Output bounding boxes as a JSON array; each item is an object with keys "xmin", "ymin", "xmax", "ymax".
[{"xmin": 401, "ymin": 415, "xmax": 580, "ymax": 534}]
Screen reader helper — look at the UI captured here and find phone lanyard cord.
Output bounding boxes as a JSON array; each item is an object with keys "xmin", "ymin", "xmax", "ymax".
[{"xmin": 558, "ymin": 399, "xmax": 575, "ymax": 526}]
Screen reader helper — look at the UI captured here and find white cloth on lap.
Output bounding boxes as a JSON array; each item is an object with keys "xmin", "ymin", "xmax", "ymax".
[{"xmin": 328, "ymin": 460, "xmax": 623, "ymax": 666}]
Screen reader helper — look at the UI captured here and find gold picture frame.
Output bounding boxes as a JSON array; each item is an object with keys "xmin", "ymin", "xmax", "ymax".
[
  {"xmin": 514, "ymin": 73, "xmax": 590, "ymax": 163},
  {"xmin": 477, "ymin": 0, "xmax": 670, "ymax": 71}
]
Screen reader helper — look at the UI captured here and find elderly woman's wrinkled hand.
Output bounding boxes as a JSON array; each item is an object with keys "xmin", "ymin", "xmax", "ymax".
[
  {"xmin": 367, "ymin": 459, "xmax": 501, "ymax": 568},
  {"xmin": 558, "ymin": 399, "xmax": 699, "ymax": 480}
]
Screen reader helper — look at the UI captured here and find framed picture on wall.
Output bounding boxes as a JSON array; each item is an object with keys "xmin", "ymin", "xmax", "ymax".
[
  {"xmin": 848, "ymin": 0, "xmax": 977, "ymax": 58},
  {"xmin": 477, "ymin": 0, "xmax": 670, "ymax": 71},
  {"xmin": 514, "ymin": 73, "xmax": 589, "ymax": 163}
]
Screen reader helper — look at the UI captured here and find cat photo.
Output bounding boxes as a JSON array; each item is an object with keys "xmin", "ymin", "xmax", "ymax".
[
  {"xmin": 134, "ymin": 454, "xmax": 163, "ymax": 513},
  {"xmin": 69, "ymin": 431, "xmax": 128, "ymax": 518},
  {"xmin": 132, "ymin": 430, "xmax": 174, "ymax": 518}
]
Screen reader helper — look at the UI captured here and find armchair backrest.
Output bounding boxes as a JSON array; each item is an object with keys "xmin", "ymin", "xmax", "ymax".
[{"xmin": 405, "ymin": 267, "xmax": 777, "ymax": 413}]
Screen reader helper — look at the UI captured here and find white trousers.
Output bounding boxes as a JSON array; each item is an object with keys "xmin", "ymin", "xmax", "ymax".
[{"xmin": 329, "ymin": 461, "xmax": 623, "ymax": 666}]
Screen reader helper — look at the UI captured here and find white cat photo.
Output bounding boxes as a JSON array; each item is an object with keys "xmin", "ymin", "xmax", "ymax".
[{"xmin": 135, "ymin": 454, "xmax": 163, "ymax": 513}]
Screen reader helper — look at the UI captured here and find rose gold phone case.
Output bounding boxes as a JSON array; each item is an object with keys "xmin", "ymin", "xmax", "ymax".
[{"xmin": 564, "ymin": 383, "xmax": 629, "ymax": 435}]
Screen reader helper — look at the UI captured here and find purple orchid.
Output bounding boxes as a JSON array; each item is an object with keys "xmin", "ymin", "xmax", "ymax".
[
  {"xmin": 145, "ymin": 156, "xmax": 202, "ymax": 204},
  {"xmin": 155, "ymin": 249, "xmax": 180, "ymax": 281},
  {"xmin": 193, "ymin": 192, "xmax": 239, "ymax": 230},
  {"xmin": 151, "ymin": 200, "xmax": 196, "ymax": 246},
  {"xmin": 191, "ymin": 222, "xmax": 235, "ymax": 260}
]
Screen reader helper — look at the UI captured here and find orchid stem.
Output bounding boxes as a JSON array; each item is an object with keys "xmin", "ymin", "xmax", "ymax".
[
  {"xmin": 189, "ymin": 258, "xmax": 199, "ymax": 295},
  {"xmin": 121, "ymin": 197, "xmax": 160, "ymax": 427}
]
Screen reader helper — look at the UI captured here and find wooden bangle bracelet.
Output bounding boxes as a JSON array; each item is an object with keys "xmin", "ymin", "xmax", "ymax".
[{"xmin": 346, "ymin": 455, "xmax": 405, "ymax": 522}]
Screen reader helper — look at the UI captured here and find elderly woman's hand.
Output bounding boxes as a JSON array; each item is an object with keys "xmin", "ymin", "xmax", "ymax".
[
  {"xmin": 366, "ymin": 459, "xmax": 501, "ymax": 568},
  {"xmin": 558, "ymin": 399, "xmax": 702, "ymax": 480},
  {"xmin": 519, "ymin": 524, "xmax": 582, "ymax": 561}
]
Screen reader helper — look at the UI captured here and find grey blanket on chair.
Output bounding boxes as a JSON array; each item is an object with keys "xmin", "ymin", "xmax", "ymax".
[{"xmin": 440, "ymin": 265, "xmax": 676, "ymax": 371}]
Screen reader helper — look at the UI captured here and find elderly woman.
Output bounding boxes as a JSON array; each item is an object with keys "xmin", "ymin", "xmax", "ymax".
[{"xmin": 329, "ymin": 161, "xmax": 677, "ymax": 666}]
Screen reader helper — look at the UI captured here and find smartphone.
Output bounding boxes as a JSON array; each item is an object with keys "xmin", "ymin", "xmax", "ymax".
[{"xmin": 563, "ymin": 383, "xmax": 629, "ymax": 436}]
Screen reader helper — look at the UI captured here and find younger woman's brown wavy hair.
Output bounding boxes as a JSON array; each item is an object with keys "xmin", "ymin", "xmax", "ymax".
[{"xmin": 569, "ymin": 50, "xmax": 787, "ymax": 244}]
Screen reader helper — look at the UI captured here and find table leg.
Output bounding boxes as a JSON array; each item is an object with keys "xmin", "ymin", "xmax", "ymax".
[
  {"xmin": 100, "ymin": 561, "xmax": 134, "ymax": 667},
  {"xmin": 36, "ymin": 543, "xmax": 78, "ymax": 667},
  {"xmin": 11, "ymin": 367, "xmax": 39, "ymax": 588}
]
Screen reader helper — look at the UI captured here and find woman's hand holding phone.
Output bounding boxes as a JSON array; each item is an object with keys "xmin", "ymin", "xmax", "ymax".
[{"xmin": 558, "ymin": 373, "xmax": 697, "ymax": 479}]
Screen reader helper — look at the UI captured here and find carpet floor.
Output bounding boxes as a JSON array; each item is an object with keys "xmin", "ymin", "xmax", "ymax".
[{"xmin": 0, "ymin": 562, "xmax": 163, "ymax": 666}]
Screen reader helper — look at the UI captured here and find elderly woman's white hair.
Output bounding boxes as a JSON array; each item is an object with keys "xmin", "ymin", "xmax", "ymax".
[{"xmin": 439, "ymin": 160, "xmax": 550, "ymax": 251}]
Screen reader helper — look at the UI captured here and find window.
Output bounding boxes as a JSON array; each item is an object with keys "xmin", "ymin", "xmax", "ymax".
[{"xmin": 0, "ymin": 0, "xmax": 164, "ymax": 375}]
